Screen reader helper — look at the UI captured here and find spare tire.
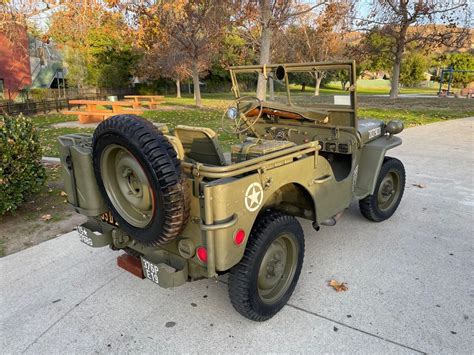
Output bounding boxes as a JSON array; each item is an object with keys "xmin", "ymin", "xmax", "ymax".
[{"xmin": 92, "ymin": 114, "xmax": 189, "ymax": 246}]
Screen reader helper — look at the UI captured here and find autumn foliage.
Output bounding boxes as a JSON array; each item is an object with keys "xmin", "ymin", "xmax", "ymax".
[{"xmin": 1, "ymin": 0, "xmax": 471, "ymax": 101}]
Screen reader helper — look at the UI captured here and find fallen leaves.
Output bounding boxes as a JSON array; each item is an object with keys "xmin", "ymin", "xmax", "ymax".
[
  {"xmin": 412, "ymin": 183, "xmax": 426, "ymax": 188},
  {"xmin": 329, "ymin": 279, "xmax": 348, "ymax": 292},
  {"xmin": 60, "ymin": 191, "xmax": 67, "ymax": 197},
  {"xmin": 41, "ymin": 214, "xmax": 52, "ymax": 221}
]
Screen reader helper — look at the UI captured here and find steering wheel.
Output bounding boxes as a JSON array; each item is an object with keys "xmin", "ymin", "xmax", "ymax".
[{"xmin": 221, "ymin": 96, "xmax": 263, "ymax": 135}]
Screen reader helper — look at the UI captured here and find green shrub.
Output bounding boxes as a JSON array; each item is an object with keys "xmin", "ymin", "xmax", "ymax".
[
  {"xmin": 0, "ymin": 114, "xmax": 46, "ymax": 214},
  {"xmin": 400, "ymin": 52, "xmax": 429, "ymax": 88},
  {"xmin": 29, "ymin": 88, "xmax": 49, "ymax": 101}
]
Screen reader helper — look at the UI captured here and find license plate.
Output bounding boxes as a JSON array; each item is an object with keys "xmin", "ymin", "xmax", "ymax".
[
  {"xmin": 141, "ymin": 258, "xmax": 160, "ymax": 285},
  {"xmin": 77, "ymin": 225, "xmax": 93, "ymax": 246}
]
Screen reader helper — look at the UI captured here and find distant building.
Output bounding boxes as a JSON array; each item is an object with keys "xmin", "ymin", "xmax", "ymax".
[
  {"xmin": 0, "ymin": 25, "xmax": 65, "ymax": 101},
  {"xmin": 28, "ymin": 36, "xmax": 66, "ymax": 91},
  {"xmin": 0, "ymin": 25, "xmax": 32, "ymax": 100}
]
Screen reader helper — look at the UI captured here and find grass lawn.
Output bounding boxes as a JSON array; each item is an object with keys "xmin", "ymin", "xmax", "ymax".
[
  {"xmin": 31, "ymin": 93, "xmax": 474, "ymax": 157},
  {"xmin": 294, "ymin": 79, "xmax": 440, "ymax": 95}
]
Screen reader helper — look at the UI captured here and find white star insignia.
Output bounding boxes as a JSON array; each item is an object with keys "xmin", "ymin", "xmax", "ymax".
[{"xmin": 245, "ymin": 183, "xmax": 263, "ymax": 211}]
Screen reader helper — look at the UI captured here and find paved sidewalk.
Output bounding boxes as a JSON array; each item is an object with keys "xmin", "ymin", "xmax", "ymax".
[{"xmin": 1, "ymin": 118, "xmax": 473, "ymax": 354}]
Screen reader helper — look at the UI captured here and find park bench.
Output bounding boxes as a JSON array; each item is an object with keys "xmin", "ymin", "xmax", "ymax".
[
  {"xmin": 64, "ymin": 100, "xmax": 144, "ymax": 124},
  {"xmin": 124, "ymin": 95, "xmax": 165, "ymax": 109}
]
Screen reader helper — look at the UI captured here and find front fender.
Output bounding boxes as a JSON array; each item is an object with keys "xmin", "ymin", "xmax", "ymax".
[{"xmin": 355, "ymin": 135, "xmax": 402, "ymax": 199}]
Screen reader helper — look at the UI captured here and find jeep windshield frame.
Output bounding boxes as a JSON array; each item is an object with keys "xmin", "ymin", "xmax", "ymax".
[{"xmin": 229, "ymin": 61, "xmax": 358, "ymax": 129}]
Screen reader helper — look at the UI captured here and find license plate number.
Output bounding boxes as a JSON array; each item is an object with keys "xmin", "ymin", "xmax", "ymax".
[
  {"xmin": 141, "ymin": 258, "xmax": 160, "ymax": 285},
  {"xmin": 77, "ymin": 225, "xmax": 93, "ymax": 246}
]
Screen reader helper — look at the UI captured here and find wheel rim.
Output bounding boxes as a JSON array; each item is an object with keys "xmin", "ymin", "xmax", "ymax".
[
  {"xmin": 257, "ymin": 233, "xmax": 298, "ymax": 304},
  {"xmin": 100, "ymin": 144, "xmax": 155, "ymax": 228},
  {"xmin": 377, "ymin": 169, "xmax": 401, "ymax": 211}
]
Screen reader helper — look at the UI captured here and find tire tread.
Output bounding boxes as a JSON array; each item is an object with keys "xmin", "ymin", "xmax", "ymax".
[
  {"xmin": 228, "ymin": 210, "xmax": 304, "ymax": 321},
  {"xmin": 92, "ymin": 114, "xmax": 189, "ymax": 245},
  {"xmin": 359, "ymin": 157, "xmax": 405, "ymax": 222}
]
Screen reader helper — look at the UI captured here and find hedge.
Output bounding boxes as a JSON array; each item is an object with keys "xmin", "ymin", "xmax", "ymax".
[{"xmin": 0, "ymin": 114, "xmax": 46, "ymax": 214}]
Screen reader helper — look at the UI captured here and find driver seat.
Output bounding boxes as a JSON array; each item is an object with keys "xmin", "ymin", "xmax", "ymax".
[{"xmin": 174, "ymin": 125, "xmax": 227, "ymax": 166}]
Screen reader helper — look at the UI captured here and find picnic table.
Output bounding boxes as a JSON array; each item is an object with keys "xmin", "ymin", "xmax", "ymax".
[
  {"xmin": 64, "ymin": 100, "xmax": 144, "ymax": 124},
  {"xmin": 124, "ymin": 95, "xmax": 164, "ymax": 109}
]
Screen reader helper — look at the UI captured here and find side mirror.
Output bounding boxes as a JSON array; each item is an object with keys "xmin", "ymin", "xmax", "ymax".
[
  {"xmin": 385, "ymin": 120, "xmax": 404, "ymax": 135},
  {"xmin": 275, "ymin": 65, "xmax": 286, "ymax": 81}
]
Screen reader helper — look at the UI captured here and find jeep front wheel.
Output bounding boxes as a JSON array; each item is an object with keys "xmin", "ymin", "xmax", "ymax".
[
  {"xmin": 228, "ymin": 210, "xmax": 304, "ymax": 321},
  {"xmin": 359, "ymin": 157, "xmax": 405, "ymax": 222}
]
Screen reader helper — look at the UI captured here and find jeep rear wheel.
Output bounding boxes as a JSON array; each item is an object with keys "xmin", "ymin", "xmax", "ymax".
[
  {"xmin": 359, "ymin": 157, "xmax": 405, "ymax": 222},
  {"xmin": 93, "ymin": 115, "xmax": 189, "ymax": 246},
  {"xmin": 228, "ymin": 210, "xmax": 304, "ymax": 321}
]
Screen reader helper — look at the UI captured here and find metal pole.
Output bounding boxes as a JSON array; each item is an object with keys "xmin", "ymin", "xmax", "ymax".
[
  {"xmin": 25, "ymin": 91, "xmax": 30, "ymax": 115},
  {"xmin": 447, "ymin": 67, "xmax": 453, "ymax": 95},
  {"xmin": 57, "ymin": 72, "xmax": 61, "ymax": 99},
  {"xmin": 62, "ymin": 73, "xmax": 66, "ymax": 98}
]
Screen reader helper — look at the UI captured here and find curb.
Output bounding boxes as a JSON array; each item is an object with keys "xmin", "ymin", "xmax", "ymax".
[{"xmin": 42, "ymin": 157, "xmax": 61, "ymax": 164}]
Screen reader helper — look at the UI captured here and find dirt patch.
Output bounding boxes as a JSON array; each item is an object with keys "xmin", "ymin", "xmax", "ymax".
[{"xmin": 0, "ymin": 164, "xmax": 86, "ymax": 257}]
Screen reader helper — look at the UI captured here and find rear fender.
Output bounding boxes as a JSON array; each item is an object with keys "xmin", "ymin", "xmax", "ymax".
[
  {"xmin": 355, "ymin": 135, "xmax": 402, "ymax": 199},
  {"xmin": 262, "ymin": 182, "xmax": 316, "ymax": 221}
]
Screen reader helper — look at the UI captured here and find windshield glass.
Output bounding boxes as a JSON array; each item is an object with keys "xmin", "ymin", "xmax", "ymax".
[{"xmin": 232, "ymin": 65, "xmax": 354, "ymax": 109}]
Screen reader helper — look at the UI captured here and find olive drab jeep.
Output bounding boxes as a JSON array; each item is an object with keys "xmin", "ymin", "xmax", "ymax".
[{"xmin": 58, "ymin": 61, "xmax": 406, "ymax": 321}]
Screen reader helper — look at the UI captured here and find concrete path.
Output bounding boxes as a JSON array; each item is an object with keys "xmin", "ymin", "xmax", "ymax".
[{"xmin": 1, "ymin": 118, "xmax": 473, "ymax": 354}]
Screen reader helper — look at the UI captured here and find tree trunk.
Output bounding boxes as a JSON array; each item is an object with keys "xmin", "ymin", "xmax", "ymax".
[
  {"xmin": 256, "ymin": 0, "xmax": 272, "ymax": 100},
  {"xmin": 314, "ymin": 76, "xmax": 322, "ymax": 96},
  {"xmin": 390, "ymin": 27, "xmax": 408, "ymax": 99},
  {"xmin": 176, "ymin": 78, "xmax": 181, "ymax": 98},
  {"xmin": 268, "ymin": 76, "xmax": 274, "ymax": 100},
  {"xmin": 191, "ymin": 60, "xmax": 202, "ymax": 108},
  {"xmin": 390, "ymin": 52, "xmax": 402, "ymax": 99}
]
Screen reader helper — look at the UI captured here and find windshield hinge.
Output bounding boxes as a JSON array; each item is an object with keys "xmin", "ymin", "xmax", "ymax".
[{"xmin": 258, "ymin": 167, "xmax": 272, "ymax": 190}]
